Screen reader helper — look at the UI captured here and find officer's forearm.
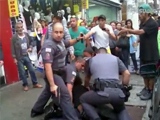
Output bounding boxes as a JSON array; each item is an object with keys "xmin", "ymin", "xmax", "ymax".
[
  {"xmin": 44, "ymin": 63, "xmax": 56, "ymax": 86},
  {"xmin": 122, "ymin": 70, "xmax": 130, "ymax": 85},
  {"xmin": 67, "ymin": 84, "xmax": 73, "ymax": 102}
]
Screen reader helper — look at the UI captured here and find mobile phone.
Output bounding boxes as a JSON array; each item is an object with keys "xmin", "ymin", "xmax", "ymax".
[
  {"xmin": 80, "ymin": 33, "xmax": 84, "ymax": 43},
  {"xmin": 101, "ymin": 28, "xmax": 106, "ymax": 31}
]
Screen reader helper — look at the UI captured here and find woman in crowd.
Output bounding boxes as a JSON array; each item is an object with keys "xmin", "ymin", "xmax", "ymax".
[
  {"xmin": 125, "ymin": 19, "xmax": 139, "ymax": 74},
  {"xmin": 41, "ymin": 19, "xmax": 48, "ymax": 46}
]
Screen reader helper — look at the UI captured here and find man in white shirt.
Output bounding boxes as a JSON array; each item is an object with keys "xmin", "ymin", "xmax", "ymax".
[{"xmin": 84, "ymin": 15, "xmax": 116, "ymax": 53}]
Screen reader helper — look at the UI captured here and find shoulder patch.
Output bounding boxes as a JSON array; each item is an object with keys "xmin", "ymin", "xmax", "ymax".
[
  {"xmin": 45, "ymin": 48, "xmax": 51, "ymax": 52},
  {"xmin": 72, "ymin": 71, "xmax": 77, "ymax": 76}
]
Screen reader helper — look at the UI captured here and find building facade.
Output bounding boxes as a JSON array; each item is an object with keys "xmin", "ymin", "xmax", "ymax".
[{"xmin": 86, "ymin": 0, "xmax": 122, "ymax": 23}]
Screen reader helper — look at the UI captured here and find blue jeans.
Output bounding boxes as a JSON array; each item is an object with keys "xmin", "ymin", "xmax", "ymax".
[{"xmin": 17, "ymin": 55, "xmax": 38, "ymax": 86}]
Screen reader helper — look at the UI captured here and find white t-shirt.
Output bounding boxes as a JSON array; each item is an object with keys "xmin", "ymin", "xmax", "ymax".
[{"xmin": 91, "ymin": 24, "xmax": 114, "ymax": 49}]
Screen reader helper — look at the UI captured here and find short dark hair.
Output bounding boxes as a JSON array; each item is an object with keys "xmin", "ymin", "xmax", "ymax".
[
  {"xmin": 76, "ymin": 56, "xmax": 85, "ymax": 63},
  {"xmin": 84, "ymin": 47, "xmax": 94, "ymax": 55},
  {"xmin": 110, "ymin": 21, "xmax": 117, "ymax": 25},
  {"xmin": 97, "ymin": 47, "xmax": 107, "ymax": 53},
  {"xmin": 98, "ymin": 15, "xmax": 106, "ymax": 21},
  {"xmin": 52, "ymin": 12, "xmax": 63, "ymax": 21}
]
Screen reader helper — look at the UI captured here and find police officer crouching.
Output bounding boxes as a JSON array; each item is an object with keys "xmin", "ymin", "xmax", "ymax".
[
  {"xmin": 40, "ymin": 22, "xmax": 84, "ymax": 120},
  {"xmin": 80, "ymin": 47, "xmax": 131, "ymax": 120}
]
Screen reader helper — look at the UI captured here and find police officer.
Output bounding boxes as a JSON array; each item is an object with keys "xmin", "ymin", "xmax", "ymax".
[
  {"xmin": 34, "ymin": 22, "xmax": 83, "ymax": 120},
  {"xmin": 80, "ymin": 47, "xmax": 131, "ymax": 120},
  {"xmin": 65, "ymin": 57, "xmax": 85, "ymax": 102}
]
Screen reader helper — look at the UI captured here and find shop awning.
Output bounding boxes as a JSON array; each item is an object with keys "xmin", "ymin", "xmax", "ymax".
[{"xmin": 90, "ymin": 0, "xmax": 121, "ymax": 8}]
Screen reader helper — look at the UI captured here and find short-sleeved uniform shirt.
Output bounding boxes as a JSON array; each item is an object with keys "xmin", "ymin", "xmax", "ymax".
[
  {"xmin": 69, "ymin": 26, "xmax": 88, "ymax": 56},
  {"xmin": 85, "ymin": 54, "xmax": 127, "ymax": 81},
  {"xmin": 139, "ymin": 17, "xmax": 159, "ymax": 62},
  {"xmin": 41, "ymin": 39, "xmax": 70, "ymax": 70},
  {"xmin": 65, "ymin": 63, "xmax": 77, "ymax": 84}
]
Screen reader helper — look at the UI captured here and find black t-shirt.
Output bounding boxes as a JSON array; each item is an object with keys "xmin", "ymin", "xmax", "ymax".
[
  {"xmin": 139, "ymin": 17, "xmax": 159, "ymax": 61},
  {"xmin": 23, "ymin": 8, "xmax": 32, "ymax": 27}
]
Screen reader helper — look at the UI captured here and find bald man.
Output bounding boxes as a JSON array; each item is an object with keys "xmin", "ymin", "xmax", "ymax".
[{"xmin": 31, "ymin": 22, "xmax": 84, "ymax": 120}]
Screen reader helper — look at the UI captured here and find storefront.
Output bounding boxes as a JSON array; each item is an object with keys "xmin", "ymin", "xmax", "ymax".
[
  {"xmin": 0, "ymin": 0, "xmax": 19, "ymax": 85},
  {"xmin": 87, "ymin": 0, "xmax": 121, "ymax": 23}
]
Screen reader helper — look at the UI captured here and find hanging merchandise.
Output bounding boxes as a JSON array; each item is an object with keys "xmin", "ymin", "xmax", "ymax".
[{"xmin": 81, "ymin": 0, "xmax": 89, "ymax": 9}]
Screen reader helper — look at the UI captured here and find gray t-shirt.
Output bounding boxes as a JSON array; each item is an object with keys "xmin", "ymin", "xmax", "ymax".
[
  {"xmin": 19, "ymin": 37, "xmax": 28, "ymax": 55},
  {"xmin": 85, "ymin": 54, "xmax": 127, "ymax": 81}
]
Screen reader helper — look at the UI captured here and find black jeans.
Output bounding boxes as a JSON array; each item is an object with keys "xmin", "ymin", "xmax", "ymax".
[
  {"xmin": 130, "ymin": 53, "xmax": 138, "ymax": 71},
  {"xmin": 121, "ymin": 48, "xmax": 129, "ymax": 68}
]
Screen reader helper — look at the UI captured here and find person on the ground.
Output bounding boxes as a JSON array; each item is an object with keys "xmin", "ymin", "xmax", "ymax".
[
  {"xmin": 119, "ymin": 3, "xmax": 159, "ymax": 100},
  {"xmin": 69, "ymin": 16, "xmax": 90, "ymax": 58},
  {"xmin": 0, "ymin": 41, "xmax": 3, "ymax": 66},
  {"xmin": 83, "ymin": 46, "xmax": 95, "ymax": 58},
  {"xmin": 84, "ymin": 15, "xmax": 116, "ymax": 54},
  {"xmin": 80, "ymin": 47, "xmax": 131, "ymax": 120},
  {"xmin": 11, "ymin": 22, "xmax": 42, "ymax": 91},
  {"xmin": 31, "ymin": 22, "xmax": 84, "ymax": 119},
  {"xmin": 41, "ymin": 13, "xmax": 75, "ymax": 61}
]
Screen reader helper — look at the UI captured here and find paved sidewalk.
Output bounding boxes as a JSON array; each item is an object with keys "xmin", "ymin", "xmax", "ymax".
[{"xmin": 0, "ymin": 73, "xmax": 148, "ymax": 120}]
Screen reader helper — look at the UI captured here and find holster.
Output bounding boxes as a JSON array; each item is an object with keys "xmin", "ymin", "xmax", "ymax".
[
  {"xmin": 93, "ymin": 79, "xmax": 131, "ymax": 102},
  {"xmin": 93, "ymin": 79, "xmax": 122, "ymax": 91}
]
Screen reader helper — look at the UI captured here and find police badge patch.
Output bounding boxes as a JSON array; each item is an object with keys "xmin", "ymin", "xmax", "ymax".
[{"xmin": 45, "ymin": 53, "xmax": 50, "ymax": 60}]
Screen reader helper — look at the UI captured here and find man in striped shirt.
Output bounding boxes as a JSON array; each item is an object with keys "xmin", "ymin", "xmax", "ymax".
[{"xmin": 41, "ymin": 13, "xmax": 75, "ymax": 61}]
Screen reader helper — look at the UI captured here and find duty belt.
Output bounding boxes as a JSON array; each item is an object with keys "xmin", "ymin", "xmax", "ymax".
[
  {"xmin": 53, "ymin": 69, "xmax": 65, "ymax": 75},
  {"xmin": 93, "ymin": 78, "xmax": 122, "ymax": 91},
  {"xmin": 53, "ymin": 69, "xmax": 66, "ymax": 81}
]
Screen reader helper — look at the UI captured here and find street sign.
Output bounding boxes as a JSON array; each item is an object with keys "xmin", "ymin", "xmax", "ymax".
[
  {"xmin": 8, "ymin": 0, "xmax": 19, "ymax": 17},
  {"xmin": 81, "ymin": 0, "xmax": 89, "ymax": 9}
]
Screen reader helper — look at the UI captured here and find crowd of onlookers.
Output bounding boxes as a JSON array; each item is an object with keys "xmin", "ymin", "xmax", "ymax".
[{"xmin": 34, "ymin": 14, "xmax": 160, "ymax": 75}]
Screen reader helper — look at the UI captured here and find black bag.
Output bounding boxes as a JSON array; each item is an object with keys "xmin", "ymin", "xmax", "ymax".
[{"xmin": 116, "ymin": 36, "xmax": 129, "ymax": 48}]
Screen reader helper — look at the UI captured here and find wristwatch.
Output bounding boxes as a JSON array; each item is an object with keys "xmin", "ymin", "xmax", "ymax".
[{"xmin": 76, "ymin": 37, "xmax": 79, "ymax": 42}]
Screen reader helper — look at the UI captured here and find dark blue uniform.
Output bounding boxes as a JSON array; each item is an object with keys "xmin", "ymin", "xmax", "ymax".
[{"xmin": 80, "ymin": 53, "xmax": 131, "ymax": 120}]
